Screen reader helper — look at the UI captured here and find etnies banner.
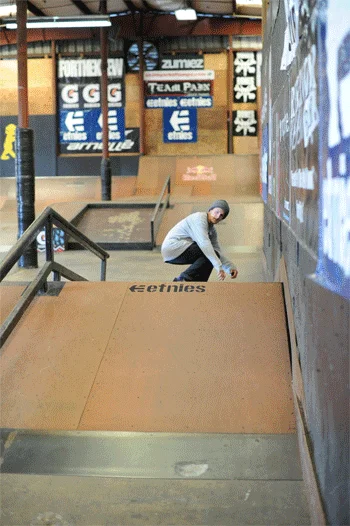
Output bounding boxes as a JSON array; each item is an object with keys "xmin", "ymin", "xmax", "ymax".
[{"xmin": 57, "ymin": 57, "xmax": 126, "ymax": 154}]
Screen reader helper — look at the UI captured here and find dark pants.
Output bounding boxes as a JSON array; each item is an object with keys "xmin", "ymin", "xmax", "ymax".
[{"xmin": 166, "ymin": 242, "xmax": 219, "ymax": 282}]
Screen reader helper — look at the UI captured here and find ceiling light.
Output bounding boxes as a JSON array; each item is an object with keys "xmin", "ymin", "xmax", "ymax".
[
  {"xmin": 174, "ymin": 8, "xmax": 197, "ymax": 21},
  {"xmin": 5, "ymin": 15, "xmax": 111, "ymax": 29}
]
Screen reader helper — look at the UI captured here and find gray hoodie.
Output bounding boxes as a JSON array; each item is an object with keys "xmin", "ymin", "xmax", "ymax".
[{"xmin": 161, "ymin": 212, "xmax": 236, "ymax": 273}]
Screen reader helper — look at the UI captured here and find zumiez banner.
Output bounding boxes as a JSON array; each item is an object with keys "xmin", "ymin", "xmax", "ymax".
[{"xmin": 57, "ymin": 57, "xmax": 125, "ymax": 154}]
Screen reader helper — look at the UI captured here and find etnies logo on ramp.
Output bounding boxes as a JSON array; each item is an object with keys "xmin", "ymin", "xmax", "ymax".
[{"xmin": 129, "ymin": 284, "xmax": 206, "ymax": 293}]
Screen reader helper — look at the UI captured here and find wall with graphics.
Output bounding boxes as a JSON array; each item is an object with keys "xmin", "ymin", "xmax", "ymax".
[
  {"xmin": 232, "ymin": 50, "xmax": 261, "ymax": 154},
  {"xmin": 261, "ymin": 0, "xmax": 349, "ymax": 524},
  {"xmin": 1, "ymin": 40, "xmax": 261, "ymax": 176},
  {"xmin": 0, "ymin": 55, "xmax": 140, "ymax": 177},
  {"xmin": 144, "ymin": 53, "xmax": 228, "ymax": 155}
]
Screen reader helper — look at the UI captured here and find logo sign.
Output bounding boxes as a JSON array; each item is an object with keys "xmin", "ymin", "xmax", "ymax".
[
  {"xmin": 234, "ymin": 77, "xmax": 257, "ymax": 103},
  {"xmin": 58, "ymin": 58, "xmax": 124, "ymax": 79},
  {"xmin": 160, "ymin": 54, "xmax": 204, "ymax": 70},
  {"xmin": 234, "ymin": 52, "xmax": 257, "ymax": 77},
  {"xmin": 59, "ymin": 82, "xmax": 125, "ymax": 110},
  {"xmin": 145, "ymin": 96, "xmax": 213, "ymax": 109},
  {"xmin": 57, "ymin": 57, "xmax": 125, "ymax": 111},
  {"xmin": 37, "ymin": 228, "xmax": 65, "ymax": 252},
  {"xmin": 233, "ymin": 110, "xmax": 258, "ymax": 136},
  {"xmin": 182, "ymin": 165, "xmax": 217, "ymax": 181},
  {"xmin": 145, "ymin": 81, "xmax": 212, "ymax": 96},
  {"xmin": 144, "ymin": 70, "xmax": 214, "ymax": 81},
  {"xmin": 129, "ymin": 284, "xmax": 206, "ymax": 293},
  {"xmin": 1, "ymin": 123, "xmax": 16, "ymax": 161},
  {"xmin": 59, "ymin": 108, "xmax": 125, "ymax": 146},
  {"xmin": 163, "ymin": 108, "xmax": 197, "ymax": 143},
  {"xmin": 61, "ymin": 128, "xmax": 140, "ymax": 154}
]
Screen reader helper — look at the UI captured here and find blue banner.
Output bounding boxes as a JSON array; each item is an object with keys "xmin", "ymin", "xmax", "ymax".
[
  {"xmin": 317, "ymin": 0, "xmax": 350, "ymax": 299},
  {"xmin": 59, "ymin": 108, "xmax": 125, "ymax": 151},
  {"xmin": 163, "ymin": 108, "xmax": 197, "ymax": 143},
  {"xmin": 145, "ymin": 96, "xmax": 213, "ymax": 109}
]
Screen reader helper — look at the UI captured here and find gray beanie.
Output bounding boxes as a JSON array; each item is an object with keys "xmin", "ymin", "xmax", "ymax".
[{"xmin": 208, "ymin": 199, "xmax": 230, "ymax": 219}]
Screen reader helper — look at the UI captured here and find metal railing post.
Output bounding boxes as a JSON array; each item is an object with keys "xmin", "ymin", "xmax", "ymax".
[{"xmin": 100, "ymin": 258, "xmax": 107, "ymax": 281}]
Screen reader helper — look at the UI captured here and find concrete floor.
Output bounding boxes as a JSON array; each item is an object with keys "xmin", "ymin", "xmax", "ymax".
[{"xmin": 0, "ymin": 176, "xmax": 266, "ymax": 284}]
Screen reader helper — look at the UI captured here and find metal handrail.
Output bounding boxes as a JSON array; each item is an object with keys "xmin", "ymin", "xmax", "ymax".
[
  {"xmin": 150, "ymin": 175, "xmax": 171, "ymax": 247},
  {"xmin": 0, "ymin": 206, "xmax": 110, "ymax": 349}
]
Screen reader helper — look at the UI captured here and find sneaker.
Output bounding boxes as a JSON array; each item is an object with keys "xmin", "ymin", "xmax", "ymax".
[{"xmin": 173, "ymin": 276, "xmax": 185, "ymax": 282}]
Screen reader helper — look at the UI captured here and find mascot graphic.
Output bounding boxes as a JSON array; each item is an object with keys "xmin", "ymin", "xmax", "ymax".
[{"xmin": 1, "ymin": 123, "xmax": 16, "ymax": 160}]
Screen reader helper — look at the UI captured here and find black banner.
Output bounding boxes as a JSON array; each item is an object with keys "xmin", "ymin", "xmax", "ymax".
[
  {"xmin": 234, "ymin": 51, "xmax": 258, "ymax": 77},
  {"xmin": 232, "ymin": 110, "xmax": 258, "ymax": 136},
  {"xmin": 233, "ymin": 76, "xmax": 257, "ymax": 103},
  {"xmin": 58, "ymin": 57, "xmax": 125, "ymax": 110},
  {"xmin": 59, "ymin": 128, "xmax": 140, "ymax": 155}
]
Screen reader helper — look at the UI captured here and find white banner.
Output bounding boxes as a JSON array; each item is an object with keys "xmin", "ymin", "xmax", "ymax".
[{"xmin": 144, "ymin": 70, "xmax": 215, "ymax": 81}]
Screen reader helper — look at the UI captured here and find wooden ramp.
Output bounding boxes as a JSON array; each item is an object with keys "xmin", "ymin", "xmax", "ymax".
[
  {"xmin": 1, "ymin": 281, "xmax": 294, "ymax": 433},
  {"xmin": 136, "ymin": 154, "xmax": 259, "ymax": 198},
  {"xmin": 0, "ymin": 281, "xmax": 310, "ymax": 525}
]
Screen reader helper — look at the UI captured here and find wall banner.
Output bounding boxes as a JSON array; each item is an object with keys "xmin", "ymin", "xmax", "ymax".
[
  {"xmin": 234, "ymin": 52, "xmax": 258, "ymax": 77},
  {"xmin": 59, "ymin": 108, "xmax": 125, "ymax": 153},
  {"xmin": 163, "ymin": 108, "xmax": 197, "ymax": 143},
  {"xmin": 232, "ymin": 110, "xmax": 257, "ymax": 136},
  {"xmin": 57, "ymin": 57, "xmax": 125, "ymax": 155},
  {"xmin": 60, "ymin": 127, "xmax": 139, "ymax": 155},
  {"xmin": 58, "ymin": 57, "xmax": 125, "ymax": 110},
  {"xmin": 145, "ymin": 96, "xmax": 213, "ymax": 109},
  {"xmin": 144, "ymin": 70, "xmax": 214, "ymax": 81},
  {"xmin": 145, "ymin": 80, "xmax": 212, "ymax": 97},
  {"xmin": 273, "ymin": 83, "xmax": 291, "ymax": 223},
  {"xmin": 289, "ymin": 27, "xmax": 319, "ymax": 255},
  {"xmin": 317, "ymin": 0, "xmax": 350, "ymax": 299},
  {"xmin": 234, "ymin": 76, "xmax": 257, "ymax": 103},
  {"xmin": 261, "ymin": 124, "xmax": 269, "ymax": 203},
  {"xmin": 159, "ymin": 54, "xmax": 204, "ymax": 70},
  {"xmin": 234, "ymin": 52, "xmax": 258, "ymax": 103},
  {"xmin": 37, "ymin": 228, "xmax": 65, "ymax": 252}
]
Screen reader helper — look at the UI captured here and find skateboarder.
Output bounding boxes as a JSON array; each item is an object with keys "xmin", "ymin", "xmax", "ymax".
[{"xmin": 161, "ymin": 200, "xmax": 238, "ymax": 282}]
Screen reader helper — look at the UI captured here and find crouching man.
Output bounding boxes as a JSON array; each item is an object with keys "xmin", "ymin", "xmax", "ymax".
[{"xmin": 161, "ymin": 200, "xmax": 238, "ymax": 282}]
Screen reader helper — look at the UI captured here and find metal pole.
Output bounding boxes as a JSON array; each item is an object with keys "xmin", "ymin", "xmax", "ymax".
[
  {"xmin": 100, "ymin": 0, "xmax": 111, "ymax": 200},
  {"xmin": 16, "ymin": 0, "xmax": 37, "ymax": 268},
  {"xmin": 138, "ymin": 35, "xmax": 145, "ymax": 155},
  {"xmin": 227, "ymin": 34, "xmax": 234, "ymax": 154}
]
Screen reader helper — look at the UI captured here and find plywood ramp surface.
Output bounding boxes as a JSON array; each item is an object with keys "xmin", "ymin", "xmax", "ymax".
[
  {"xmin": 0, "ymin": 283, "xmax": 128, "ymax": 429},
  {"xmin": 0, "ymin": 284, "xmax": 26, "ymax": 324},
  {"xmin": 1, "ymin": 282, "xmax": 295, "ymax": 434},
  {"xmin": 136, "ymin": 155, "xmax": 259, "ymax": 197}
]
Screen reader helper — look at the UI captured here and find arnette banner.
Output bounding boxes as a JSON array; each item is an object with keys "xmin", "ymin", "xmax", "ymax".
[
  {"xmin": 60, "ymin": 128, "xmax": 140, "ymax": 155},
  {"xmin": 57, "ymin": 56, "xmax": 126, "ymax": 154}
]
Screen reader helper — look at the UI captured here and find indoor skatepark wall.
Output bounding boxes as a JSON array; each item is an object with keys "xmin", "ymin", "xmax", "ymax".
[
  {"xmin": 262, "ymin": 0, "xmax": 349, "ymax": 524},
  {"xmin": 136, "ymin": 154, "xmax": 259, "ymax": 197}
]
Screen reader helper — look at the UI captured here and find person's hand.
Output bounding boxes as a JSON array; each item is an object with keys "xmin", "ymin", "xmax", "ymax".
[
  {"xmin": 218, "ymin": 269, "xmax": 226, "ymax": 281},
  {"xmin": 230, "ymin": 269, "xmax": 238, "ymax": 279}
]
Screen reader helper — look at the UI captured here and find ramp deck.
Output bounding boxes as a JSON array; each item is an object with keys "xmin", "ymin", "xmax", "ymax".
[{"xmin": 1, "ymin": 281, "xmax": 294, "ymax": 434}]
